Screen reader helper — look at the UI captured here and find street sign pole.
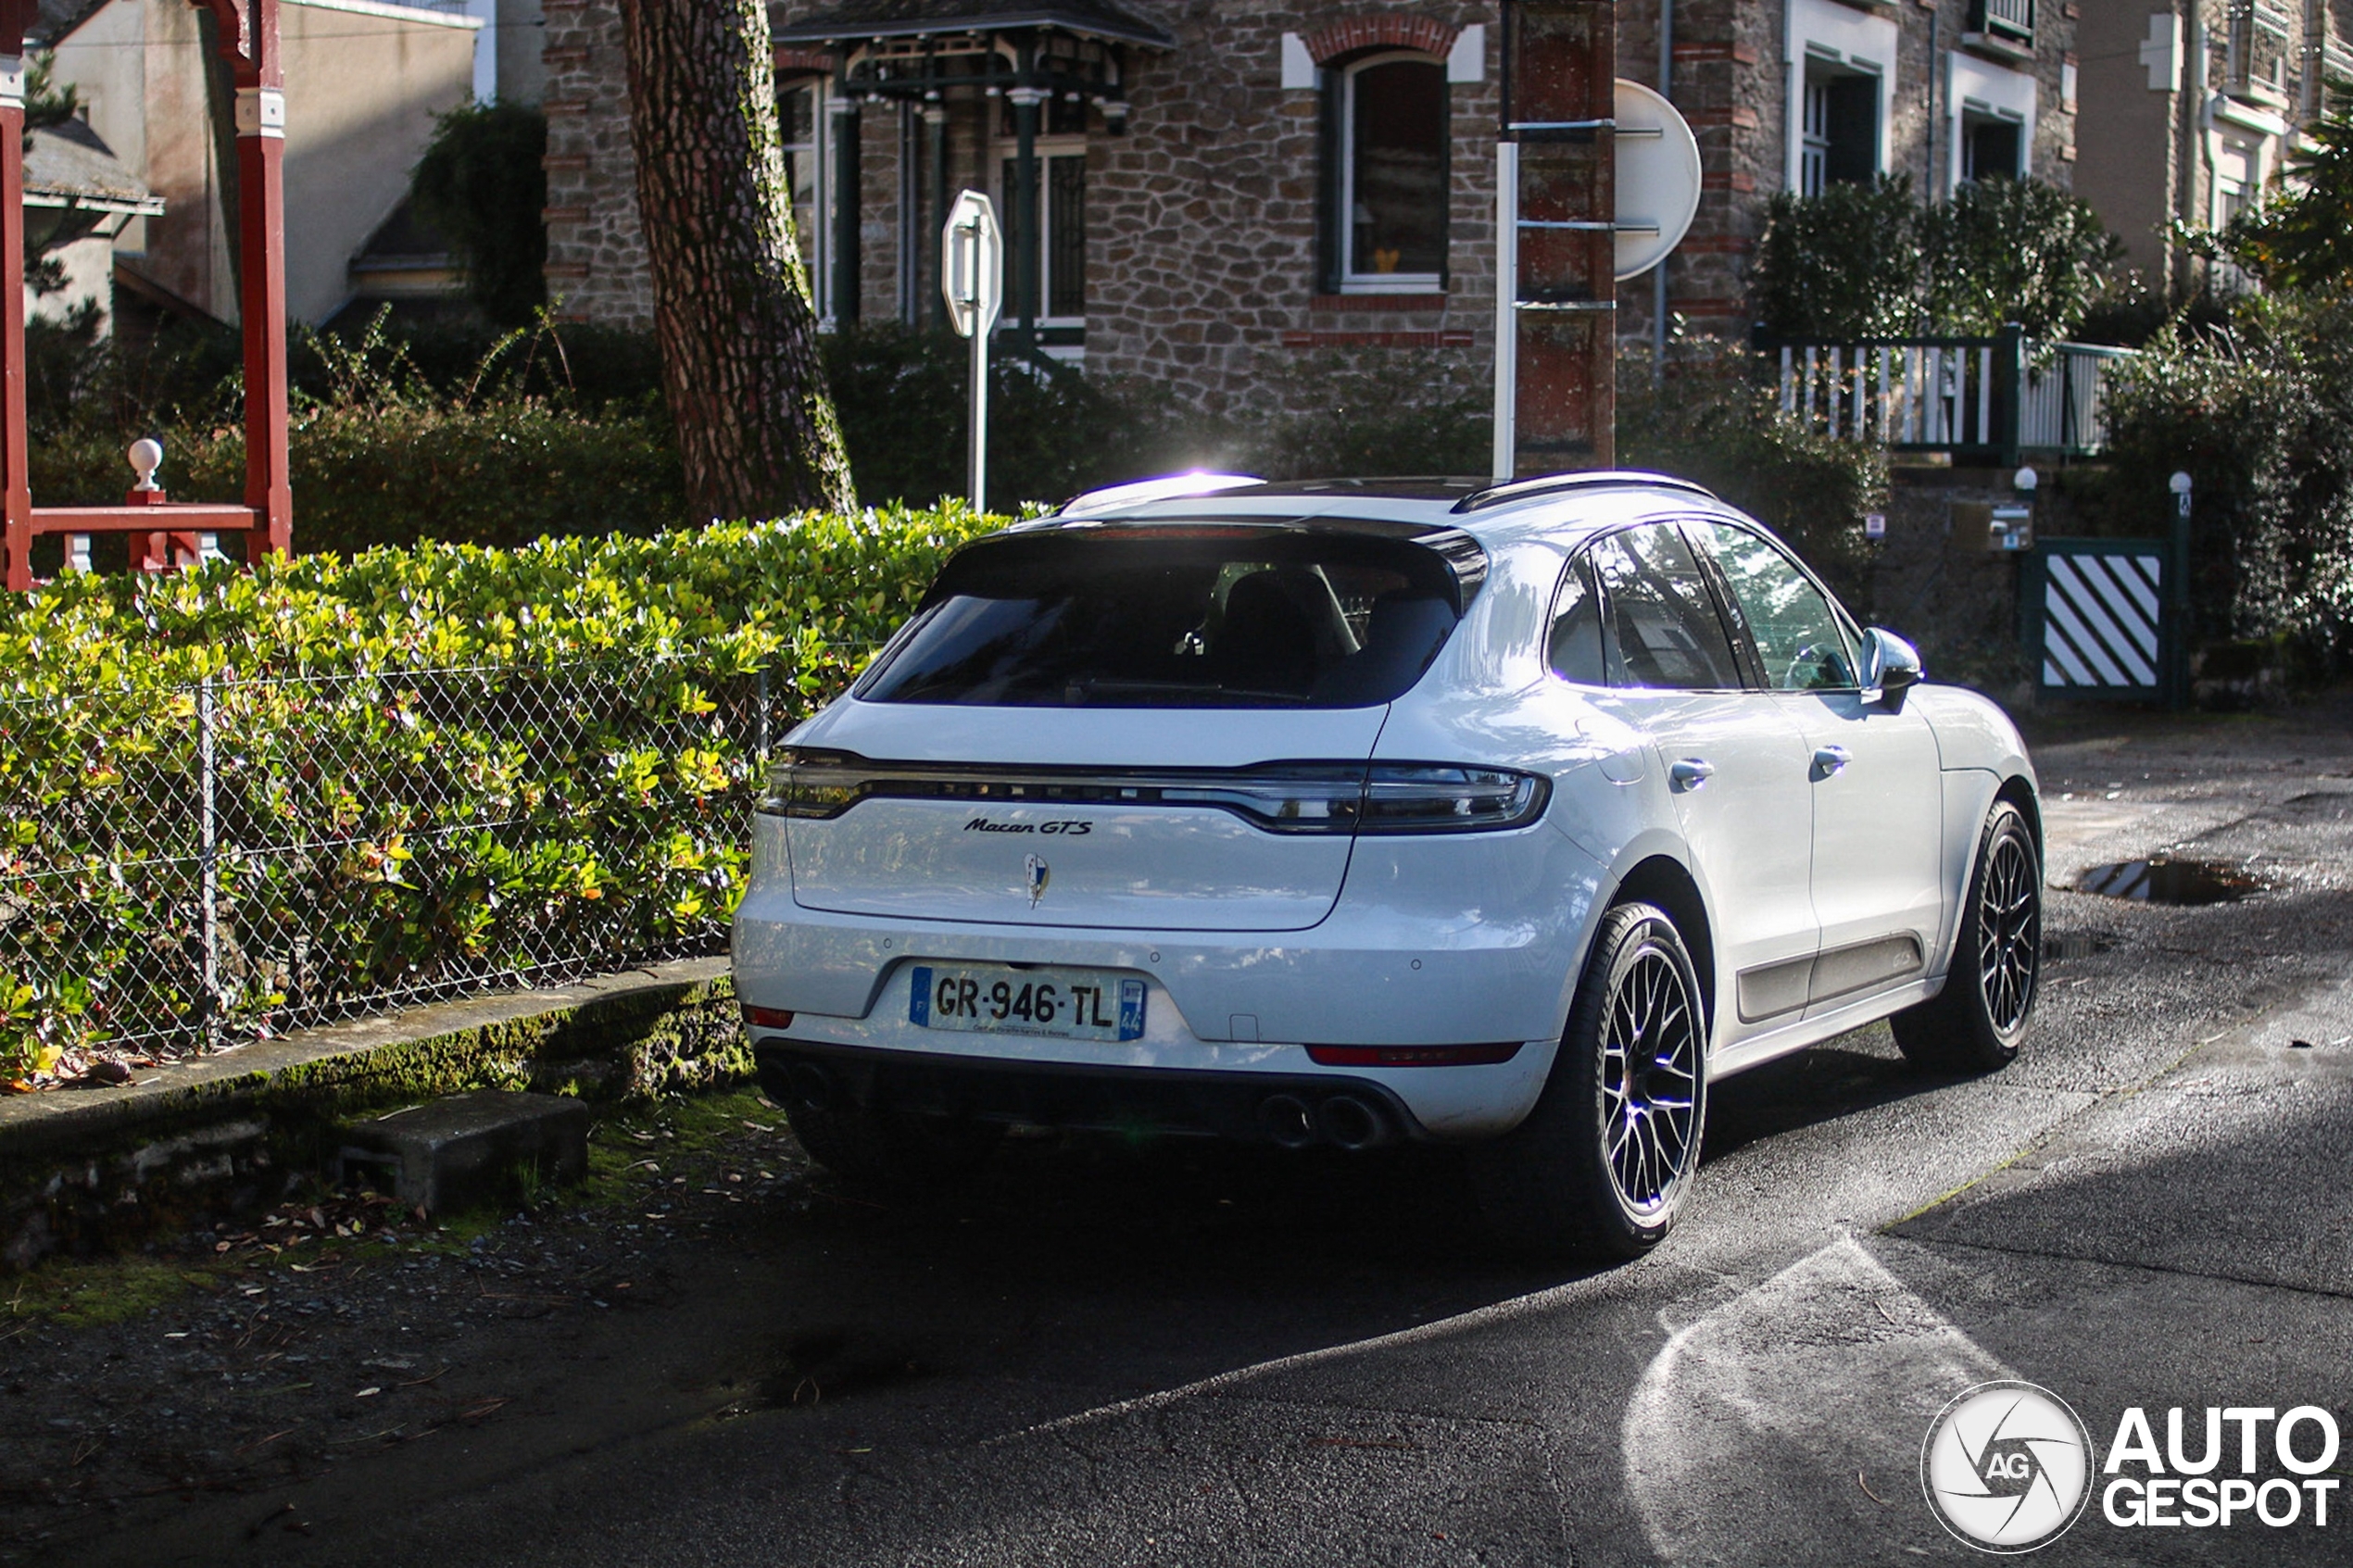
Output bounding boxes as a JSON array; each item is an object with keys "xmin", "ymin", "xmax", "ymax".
[{"xmin": 941, "ymin": 190, "xmax": 1004, "ymax": 512}]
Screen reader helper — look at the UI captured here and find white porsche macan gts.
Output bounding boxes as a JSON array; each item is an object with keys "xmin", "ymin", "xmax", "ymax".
[{"xmin": 731, "ymin": 471, "xmax": 2043, "ymax": 1258}]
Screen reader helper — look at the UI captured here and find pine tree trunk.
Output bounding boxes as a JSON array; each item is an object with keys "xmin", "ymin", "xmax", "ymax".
[{"xmin": 618, "ymin": 0, "xmax": 855, "ymax": 518}]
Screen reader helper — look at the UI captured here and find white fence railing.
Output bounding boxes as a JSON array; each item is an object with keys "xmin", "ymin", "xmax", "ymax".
[{"xmin": 1768, "ymin": 333, "xmax": 2135, "ymax": 458}]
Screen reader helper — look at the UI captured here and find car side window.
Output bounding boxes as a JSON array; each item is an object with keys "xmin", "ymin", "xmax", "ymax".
[
  {"xmin": 1691, "ymin": 520, "xmax": 1857, "ymax": 691},
  {"xmin": 1588, "ymin": 525, "xmax": 1744, "ymax": 690},
  {"xmin": 1546, "ymin": 553, "xmax": 1606, "ymax": 684}
]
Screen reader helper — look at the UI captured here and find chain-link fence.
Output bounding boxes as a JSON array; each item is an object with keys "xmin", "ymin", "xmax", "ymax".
[{"xmin": 0, "ymin": 656, "xmax": 839, "ymax": 1067}]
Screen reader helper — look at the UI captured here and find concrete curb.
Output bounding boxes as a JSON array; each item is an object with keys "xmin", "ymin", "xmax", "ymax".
[{"xmin": 2, "ymin": 957, "xmax": 742, "ymax": 1270}]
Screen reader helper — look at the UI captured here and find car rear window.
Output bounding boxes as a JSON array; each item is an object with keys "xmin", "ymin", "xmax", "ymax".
[{"xmin": 855, "ymin": 527, "xmax": 1467, "ymax": 709}]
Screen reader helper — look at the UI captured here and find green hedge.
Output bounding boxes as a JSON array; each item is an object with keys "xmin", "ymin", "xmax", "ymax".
[
  {"xmin": 2087, "ymin": 295, "xmax": 2353, "ymax": 669},
  {"xmin": 0, "ymin": 508, "xmax": 994, "ymax": 1078}
]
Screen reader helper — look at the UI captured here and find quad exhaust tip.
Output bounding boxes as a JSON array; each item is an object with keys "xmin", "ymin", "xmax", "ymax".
[
  {"xmin": 1316, "ymin": 1094, "xmax": 1386, "ymax": 1151},
  {"xmin": 785, "ymin": 1060, "xmax": 836, "ymax": 1113},
  {"xmin": 1259, "ymin": 1092, "xmax": 1390, "ymax": 1150}
]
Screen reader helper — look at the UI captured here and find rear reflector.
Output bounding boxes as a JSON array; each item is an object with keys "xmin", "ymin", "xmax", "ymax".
[
  {"xmin": 742, "ymin": 1006, "xmax": 795, "ymax": 1031},
  {"xmin": 1305, "ymin": 1042, "xmax": 1522, "ymax": 1068}
]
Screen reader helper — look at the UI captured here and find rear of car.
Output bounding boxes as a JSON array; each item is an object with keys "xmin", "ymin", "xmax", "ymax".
[{"xmin": 730, "ymin": 510, "xmax": 1589, "ymax": 1150}]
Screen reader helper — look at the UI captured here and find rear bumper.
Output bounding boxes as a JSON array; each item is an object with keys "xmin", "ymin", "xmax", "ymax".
[{"xmin": 756, "ymin": 1038, "xmax": 1426, "ymax": 1148}]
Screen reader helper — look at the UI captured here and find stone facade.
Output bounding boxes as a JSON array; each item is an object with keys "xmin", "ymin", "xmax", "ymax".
[
  {"xmin": 1617, "ymin": 0, "xmax": 2081, "ymax": 342},
  {"xmin": 547, "ymin": 1, "xmax": 2098, "ymax": 412},
  {"xmin": 541, "ymin": 0, "xmax": 653, "ymax": 331},
  {"xmin": 1082, "ymin": 3, "xmax": 1499, "ymax": 418}
]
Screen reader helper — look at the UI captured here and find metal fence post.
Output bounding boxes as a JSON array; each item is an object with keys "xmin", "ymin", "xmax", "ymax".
[
  {"xmin": 197, "ymin": 672, "xmax": 220, "ymax": 1052},
  {"xmin": 755, "ymin": 664, "xmax": 771, "ymax": 762},
  {"xmin": 1995, "ymin": 322, "xmax": 2025, "ymax": 471}
]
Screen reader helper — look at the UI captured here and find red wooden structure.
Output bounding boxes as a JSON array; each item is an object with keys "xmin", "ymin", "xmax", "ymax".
[
  {"xmin": 1504, "ymin": 0, "xmax": 1616, "ymax": 473},
  {"xmin": 0, "ymin": 0, "xmax": 289, "ymax": 591}
]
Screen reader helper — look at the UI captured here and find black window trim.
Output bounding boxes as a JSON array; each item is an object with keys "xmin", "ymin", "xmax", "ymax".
[
  {"xmin": 1565, "ymin": 520, "xmax": 1752, "ymax": 696},
  {"xmin": 1542, "ymin": 546, "xmax": 1605, "ymax": 687}
]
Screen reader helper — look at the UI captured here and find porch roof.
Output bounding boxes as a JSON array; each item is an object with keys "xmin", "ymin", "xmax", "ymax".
[{"xmin": 772, "ymin": 0, "xmax": 1175, "ymax": 50}]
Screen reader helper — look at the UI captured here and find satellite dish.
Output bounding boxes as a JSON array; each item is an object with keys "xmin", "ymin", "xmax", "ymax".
[{"xmin": 1614, "ymin": 80, "xmax": 1701, "ymax": 281}]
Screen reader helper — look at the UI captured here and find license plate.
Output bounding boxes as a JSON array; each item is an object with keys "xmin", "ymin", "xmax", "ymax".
[{"xmin": 909, "ymin": 964, "xmax": 1147, "ymax": 1042}]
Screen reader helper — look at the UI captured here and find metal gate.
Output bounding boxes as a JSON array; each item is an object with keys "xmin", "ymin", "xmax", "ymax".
[{"xmin": 2028, "ymin": 539, "xmax": 2173, "ymax": 699}]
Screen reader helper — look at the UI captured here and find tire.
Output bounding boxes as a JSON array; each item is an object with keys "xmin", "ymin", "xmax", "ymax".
[
  {"xmin": 1891, "ymin": 799, "xmax": 2041, "ymax": 1073},
  {"xmin": 782, "ymin": 1099, "xmax": 1002, "ymax": 1193},
  {"xmin": 1471, "ymin": 901, "xmax": 1709, "ymax": 1262}
]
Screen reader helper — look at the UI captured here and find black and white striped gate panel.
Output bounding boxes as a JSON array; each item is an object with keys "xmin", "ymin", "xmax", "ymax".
[{"xmin": 2042, "ymin": 551, "xmax": 2162, "ymax": 691}]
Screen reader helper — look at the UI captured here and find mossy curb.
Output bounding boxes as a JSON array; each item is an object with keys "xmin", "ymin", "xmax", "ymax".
[{"xmin": 1, "ymin": 959, "xmax": 744, "ymax": 1270}]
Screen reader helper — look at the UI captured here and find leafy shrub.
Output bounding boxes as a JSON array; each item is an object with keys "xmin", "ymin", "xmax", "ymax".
[
  {"xmin": 409, "ymin": 102, "xmax": 549, "ymax": 328},
  {"xmin": 1924, "ymin": 179, "xmax": 2125, "ymax": 339},
  {"xmin": 1752, "ymin": 176, "xmax": 2121, "ymax": 342},
  {"xmin": 818, "ymin": 324, "xmax": 1174, "ymax": 506},
  {"xmin": 2091, "ymin": 295, "xmax": 2353, "ymax": 661},
  {"xmin": 1751, "ymin": 178, "xmax": 1928, "ymax": 340},
  {"xmin": 0, "ymin": 507, "xmax": 996, "ymax": 1075},
  {"xmin": 1226, "ymin": 350, "xmax": 1491, "ymax": 479}
]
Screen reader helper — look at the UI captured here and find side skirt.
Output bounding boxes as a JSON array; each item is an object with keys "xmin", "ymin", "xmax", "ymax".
[{"xmin": 1705, "ymin": 974, "xmax": 1945, "ymax": 1081}]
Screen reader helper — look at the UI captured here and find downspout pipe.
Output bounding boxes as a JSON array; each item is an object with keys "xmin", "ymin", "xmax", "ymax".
[{"xmin": 1653, "ymin": 0, "xmax": 1671, "ymax": 384}]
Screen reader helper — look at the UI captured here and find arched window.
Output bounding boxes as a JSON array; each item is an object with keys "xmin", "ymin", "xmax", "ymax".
[{"xmin": 1323, "ymin": 53, "xmax": 1448, "ymax": 292}]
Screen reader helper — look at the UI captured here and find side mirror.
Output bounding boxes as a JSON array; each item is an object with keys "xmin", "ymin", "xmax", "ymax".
[{"xmin": 1859, "ymin": 628, "xmax": 1924, "ymax": 712}]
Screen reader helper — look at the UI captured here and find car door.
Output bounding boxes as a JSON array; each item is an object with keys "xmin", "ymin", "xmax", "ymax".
[
  {"xmin": 1687, "ymin": 519, "xmax": 1946, "ymax": 1015},
  {"xmin": 1564, "ymin": 523, "xmax": 1820, "ymax": 1048}
]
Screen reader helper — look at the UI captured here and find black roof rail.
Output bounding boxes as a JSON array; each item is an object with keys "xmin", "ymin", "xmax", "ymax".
[{"xmin": 1452, "ymin": 470, "xmax": 1719, "ymax": 514}]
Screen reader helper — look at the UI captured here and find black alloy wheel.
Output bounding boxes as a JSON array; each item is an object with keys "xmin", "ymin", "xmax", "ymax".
[
  {"xmin": 1892, "ymin": 799, "xmax": 2042, "ymax": 1073},
  {"xmin": 1472, "ymin": 900, "xmax": 1709, "ymax": 1261}
]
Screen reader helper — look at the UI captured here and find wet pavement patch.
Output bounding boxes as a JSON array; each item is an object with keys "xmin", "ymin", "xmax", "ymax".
[{"xmin": 2072, "ymin": 857, "xmax": 2267, "ymax": 905}]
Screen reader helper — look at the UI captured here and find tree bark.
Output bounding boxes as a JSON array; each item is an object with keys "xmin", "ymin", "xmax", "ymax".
[{"xmin": 618, "ymin": 0, "xmax": 855, "ymax": 518}]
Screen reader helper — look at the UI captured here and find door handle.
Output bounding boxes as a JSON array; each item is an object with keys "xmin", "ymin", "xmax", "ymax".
[
  {"xmin": 1813, "ymin": 745, "xmax": 1852, "ymax": 776},
  {"xmin": 1669, "ymin": 758, "xmax": 1715, "ymax": 792}
]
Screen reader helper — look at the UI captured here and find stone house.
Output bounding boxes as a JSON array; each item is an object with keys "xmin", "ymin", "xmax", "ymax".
[
  {"xmin": 2074, "ymin": 1, "xmax": 2353, "ymax": 295},
  {"xmin": 542, "ymin": 1, "xmax": 2081, "ymax": 420}
]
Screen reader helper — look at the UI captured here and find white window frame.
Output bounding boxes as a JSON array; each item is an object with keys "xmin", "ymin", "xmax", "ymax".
[
  {"xmin": 1783, "ymin": 0, "xmax": 1894, "ymax": 194},
  {"xmin": 1801, "ymin": 74, "xmax": 1831, "ymax": 196},
  {"xmin": 1339, "ymin": 51, "xmax": 1447, "ymax": 295},
  {"xmin": 1944, "ymin": 51, "xmax": 2037, "ymax": 194},
  {"xmin": 1957, "ymin": 104, "xmax": 2026, "ymax": 183},
  {"xmin": 780, "ymin": 77, "xmax": 833, "ymax": 324}
]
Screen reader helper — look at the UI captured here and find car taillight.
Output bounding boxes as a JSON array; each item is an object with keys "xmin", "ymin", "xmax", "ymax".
[
  {"xmin": 1354, "ymin": 765, "xmax": 1550, "ymax": 834},
  {"xmin": 756, "ymin": 750, "xmax": 862, "ymax": 819},
  {"xmin": 756, "ymin": 751, "xmax": 1547, "ymax": 834}
]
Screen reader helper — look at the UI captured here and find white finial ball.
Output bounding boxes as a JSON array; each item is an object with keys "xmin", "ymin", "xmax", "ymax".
[{"xmin": 129, "ymin": 437, "xmax": 163, "ymax": 481}]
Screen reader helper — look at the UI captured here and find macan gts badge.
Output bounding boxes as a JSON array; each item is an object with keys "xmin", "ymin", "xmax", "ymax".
[{"xmin": 731, "ymin": 471, "xmax": 2045, "ymax": 1258}]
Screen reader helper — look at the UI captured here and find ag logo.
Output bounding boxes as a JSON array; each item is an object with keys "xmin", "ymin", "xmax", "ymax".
[
  {"xmin": 1921, "ymin": 1381, "xmax": 2094, "ymax": 1553},
  {"xmin": 1024, "ymin": 852, "xmax": 1050, "ymax": 909}
]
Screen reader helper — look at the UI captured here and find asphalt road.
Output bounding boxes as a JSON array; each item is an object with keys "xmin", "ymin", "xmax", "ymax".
[{"xmin": 33, "ymin": 696, "xmax": 2353, "ymax": 1566}]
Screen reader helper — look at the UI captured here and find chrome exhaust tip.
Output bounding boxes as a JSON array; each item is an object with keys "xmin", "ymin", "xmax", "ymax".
[
  {"xmin": 1259, "ymin": 1093, "xmax": 1316, "ymax": 1149},
  {"xmin": 1316, "ymin": 1094, "xmax": 1387, "ymax": 1151},
  {"xmin": 786, "ymin": 1060, "xmax": 836, "ymax": 1113}
]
